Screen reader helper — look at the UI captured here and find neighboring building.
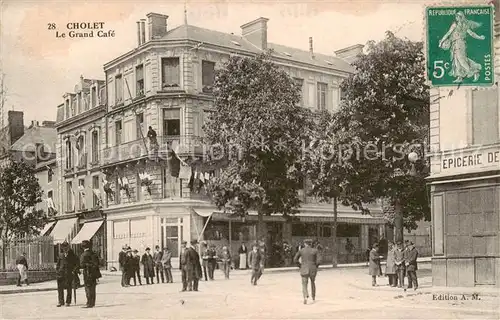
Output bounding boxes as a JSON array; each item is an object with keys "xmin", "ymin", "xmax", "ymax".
[
  {"xmin": 0, "ymin": 111, "xmax": 25, "ymax": 167},
  {"xmin": 428, "ymin": 10, "xmax": 500, "ymax": 287},
  {"xmin": 9, "ymin": 120, "xmax": 58, "ymax": 220},
  {"xmin": 43, "ymin": 76, "xmax": 108, "ymax": 264},
  {"xmin": 100, "ymin": 13, "xmax": 385, "ymax": 269}
]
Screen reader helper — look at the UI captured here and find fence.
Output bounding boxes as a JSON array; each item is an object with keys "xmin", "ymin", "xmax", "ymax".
[{"xmin": 1, "ymin": 236, "xmax": 55, "ymax": 271}]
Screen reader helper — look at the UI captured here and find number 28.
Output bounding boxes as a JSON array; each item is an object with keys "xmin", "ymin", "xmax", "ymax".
[{"xmin": 432, "ymin": 60, "xmax": 449, "ymax": 79}]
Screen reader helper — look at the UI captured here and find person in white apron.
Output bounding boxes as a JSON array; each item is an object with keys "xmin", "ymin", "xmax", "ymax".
[
  {"xmin": 15, "ymin": 252, "xmax": 29, "ymax": 286},
  {"xmin": 238, "ymin": 243, "xmax": 248, "ymax": 270}
]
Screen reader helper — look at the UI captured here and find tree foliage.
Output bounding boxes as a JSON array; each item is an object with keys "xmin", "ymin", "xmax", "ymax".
[
  {"xmin": 0, "ymin": 160, "xmax": 46, "ymax": 241},
  {"xmin": 336, "ymin": 32, "xmax": 431, "ymax": 232},
  {"xmin": 204, "ymin": 52, "xmax": 313, "ymax": 231}
]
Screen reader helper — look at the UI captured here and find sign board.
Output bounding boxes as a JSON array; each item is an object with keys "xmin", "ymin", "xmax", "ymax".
[
  {"xmin": 426, "ymin": 5, "xmax": 495, "ymax": 87},
  {"xmin": 440, "ymin": 145, "xmax": 500, "ymax": 174}
]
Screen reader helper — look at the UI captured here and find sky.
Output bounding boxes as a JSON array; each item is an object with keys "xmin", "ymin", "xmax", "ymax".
[{"xmin": 0, "ymin": 0, "xmax": 488, "ymax": 125}]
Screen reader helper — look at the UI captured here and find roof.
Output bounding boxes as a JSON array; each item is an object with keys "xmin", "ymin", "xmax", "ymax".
[
  {"xmin": 159, "ymin": 24, "xmax": 354, "ymax": 74},
  {"xmin": 10, "ymin": 126, "xmax": 57, "ymax": 153}
]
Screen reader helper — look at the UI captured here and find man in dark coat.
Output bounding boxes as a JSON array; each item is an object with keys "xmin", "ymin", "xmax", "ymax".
[
  {"xmin": 80, "ymin": 240, "xmax": 100, "ymax": 308},
  {"xmin": 206, "ymin": 244, "xmax": 217, "ymax": 281},
  {"xmin": 15, "ymin": 252, "xmax": 29, "ymax": 286},
  {"xmin": 186, "ymin": 240, "xmax": 202, "ymax": 291},
  {"xmin": 153, "ymin": 245, "xmax": 164, "ymax": 284},
  {"xmin": 247, "ymin": 245, "xmax": 262, "ymax": 286},
  {"xmin": 141, "ymin": 247, "xmax": 155, "ymax": 284},
  {"xmin": 131, "ymin": 249, "xmax": 142, "ymax": 286},
  {"xmin": 405, "ymin": 241, "xmax": 419, "ymax": 290},
  {"xmin": 56, "ymin": 241, "xmax": 79, "ymax": 307},
  {"xmin": 293, "ymin": 239, "xmax": 320, "ymax": 305},
  {"xmin": 118, "ymin": 245, "xmax": 128, "ymax": 287},
  {"xmin": 180, "ymin": 241, "xmax": 188, "ymax": 291}
]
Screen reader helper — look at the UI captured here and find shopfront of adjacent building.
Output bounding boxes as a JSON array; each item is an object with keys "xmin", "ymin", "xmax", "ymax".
[{"xmin": 429, "ymin": 85, "xmax": 500, "ymax": 287}]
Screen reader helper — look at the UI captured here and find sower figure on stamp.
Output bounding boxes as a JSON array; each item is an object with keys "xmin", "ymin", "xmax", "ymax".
[
  {"xmin": 248, "ymin": 245, "xmax": 262, "ymax": 286},
  {"xmin": 293, "ymin": 239, "xmax": 320, "ymax": 305},
  {"xmin": 80, "ymin": 240, "xmax": 101, "ymax": 308},
  {"xmin": 153, "ymin": 245, "xmax": 164, "ymax": 284},
  {"xmin": 56, "ymin": 241, "xmax": 79, "ymax": 307},
  {"xmin": 405, "ymin": 241, "xmax": 419, "ymax": 290}
]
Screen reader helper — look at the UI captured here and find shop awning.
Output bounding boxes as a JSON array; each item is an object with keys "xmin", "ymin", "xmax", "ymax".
[
  {"xmin": 71, "ymin": 221, "xmax": 103, "ymax": 244},
  {"xmin": 49, "ymin": 218, "xmax": 78, "ymax": 244},
  {"xmin": 192, "ymin": 209, "xmax": 215, "ymax": 217},
  {"xmin": 40, "ymin": 221, "xmax": 56, "ymax": 236}
]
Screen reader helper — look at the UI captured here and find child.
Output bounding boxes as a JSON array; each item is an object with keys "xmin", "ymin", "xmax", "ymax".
[
  {"xmin": 221, "ymin": 246, "xmax": 231, "ymax": 279},
  {"xmin": 369, "ymin": 243, "xmax": 382, "ymax": 286},
  {"xmin": 161, "ymin": 247, "xmax": 173, "ymax": 283}
]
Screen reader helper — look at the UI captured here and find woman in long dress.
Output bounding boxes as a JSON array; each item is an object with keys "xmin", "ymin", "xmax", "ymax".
[
  {"xmin": 439, "ymin": 11, "xmax": 486, "ymax": 83},
  {"xmin": 238, "ymin": 243, "xmax": 248, "ymax": 270}
]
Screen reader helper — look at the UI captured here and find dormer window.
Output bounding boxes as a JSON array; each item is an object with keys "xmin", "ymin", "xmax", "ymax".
[
  {"xmin": 161, "ymin": 58, "xmax": 180, "ymax": 89},
  {"xmin": 231, "ymin": 40, "xmax": 241, "ymax": 46}
]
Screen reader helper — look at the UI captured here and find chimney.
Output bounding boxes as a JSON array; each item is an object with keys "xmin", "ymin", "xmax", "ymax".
[
  {"xmin": 140, "ymin": 19, "xmax": 146, "ymax": 44},
  {"xmin": 240, "ymin": 17, "xmax": 269, "ymax": 50},
  {"xmin": 7, "ymin": 111, "xmax": 24, "ymax": 145},
  {"xmin": 309, "ymin": 37, "xmax": 314, "ymax": 59},
  {"xmin": 146, "ymin": 13, "xmax": 168, "ymax": 40},
  {"xmin": 334, "ymin": 44, "xmax": 364, "ymax": 64},
  {"xmin": 137, "ymin": 21, "xmax": 141, "ymax": 46}
]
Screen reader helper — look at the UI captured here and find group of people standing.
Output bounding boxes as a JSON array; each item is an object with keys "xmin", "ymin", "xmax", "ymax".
[
  {"xmin": 119, "ymin": 245, "xmax": 174, "ymax": 287},
  {"xmin": 55, "ymin": 240, "xmax": 101, "ymax": 308},
  {"xmin": 369, "ymin": 240, "xmax": 419, "ymax": 290}
]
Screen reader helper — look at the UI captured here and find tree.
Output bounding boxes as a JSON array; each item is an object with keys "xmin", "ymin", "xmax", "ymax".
[
  {"xmin": 204, "ymin": 52, "xmax": 313, "ymax": 240},
  {"xmin": 337, "ymin": 32, "xmax": 430, "ymax": 243},
  {"xmin": 0, "ymin": 160, "xmax": 46, "ymax": 269}
]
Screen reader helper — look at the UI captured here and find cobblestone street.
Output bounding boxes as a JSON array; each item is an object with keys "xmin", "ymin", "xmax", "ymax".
[{"xmin": 1, "ymin": 266, "xmax": 498, "ymax": 319}]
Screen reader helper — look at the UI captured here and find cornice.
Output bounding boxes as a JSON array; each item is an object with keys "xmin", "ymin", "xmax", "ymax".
[{"xmin": 56, "ymin": 105, "xmax": 106, "ymax": 132}]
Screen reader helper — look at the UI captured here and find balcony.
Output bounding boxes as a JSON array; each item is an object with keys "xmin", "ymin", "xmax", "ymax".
[{"xmin": 102, "ymin": 135, "xmax": 204, "ymax": 166}]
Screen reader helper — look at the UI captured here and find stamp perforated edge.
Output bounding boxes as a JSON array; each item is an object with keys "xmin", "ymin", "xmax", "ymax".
[{"xmin": 423, "ymin": 0, "xmax": 497, "ymax": 92}]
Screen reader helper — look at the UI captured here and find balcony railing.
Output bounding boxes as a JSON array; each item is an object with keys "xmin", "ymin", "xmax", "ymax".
[{"xmin": 102, "ymin": 135, "xmax": 204, "ymax": 165}]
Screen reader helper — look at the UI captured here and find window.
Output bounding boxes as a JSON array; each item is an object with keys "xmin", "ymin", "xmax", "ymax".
[
  {"xmin": 65, "ymin": 140, "xmax": 73, "ymax": 169},
  {"xmin": 92, "ymin": 176, "xmax": 100, "ymax": 208},
  {"xmin": 91, "ymin": 86, "xmax": 97, "ymax": 107},
  {"xmin": 136, "ymin": 113, "xmax": 144, "ymax": 140},
  {"xmin": 317, "ymin": 82, "xmax": 327, "ymax": 110},
  {"xmin": 202, "ymin": 61, "xmax": 215, "ymax": 92},
  {"xmin": 115, "ymin": 74, "xmax": 123, "ymax": 103},
  {"xmin": 136, "ymin": 64, "xmax": 144, "ymax": 96},
  {"xmin": 204, "ymin": 221, "xmax": 229, "ymax": 241},
  {"xmin": 78, "ymin": 179, "xmax": 85, "ymax": 210},
  {"xmin": 65, "ymin": 99, "xmax": 70, "ymax": 118},
  {"xmin": 472, "ymin": 88, "xmax": 499, "ymax": 145},
  {"xmin": 292, "ymin": 223, "xmax": 317, "ymax": 237},
  {"xmin": 161, "ymin": 58, "xmax": 180, "ymax": 88},
  {"xmin": 47, "ymin": 167, "xmax": 53, "ymax": 183},
  {"xmin": 162, "ymin": 109, "xmax": 181, "ymax": 136},
  {"xmin": 293, "ymin": 78, "xmax": 304, "ymax": 105},
  {"xmin": 115, "ymin": 120, "xmax": 122, "ymax": 145},
  {"xmin": 47, "ymin": 190, "xmax": 55, "ymax": 214},
  {"xmin": 91, "ymin": 131, "xmax": 99, "ymax": 163},
  {"xmin": 77, "ymin": 93, "xmax": 82, "ymax": 114},
  {"xmin": 162, "ymin": 168, "xmax": 181, "ymax": 198},
  {"xmin": 337, "ymin": 224, "xmax": 361, "ymax": 237},
  {"xmin": 66, "ymin": 181, "xmax": 73, "ymax": 212}
]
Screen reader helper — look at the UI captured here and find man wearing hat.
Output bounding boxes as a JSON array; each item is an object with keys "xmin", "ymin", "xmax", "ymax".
[
  {"xmin": 80, "ymin": 240, "xmax": 100, "ymax": 308},
  {"xmin": 141, "ymin": 247, "xmax": 155, "ymax": 285},
  {"xmin": 56, "ymin": 241, "xmax": 79, "ymax": 307},
  {"xmin": 405, "ymin": 241, "xmax": 419, "ymax": 290},
  {"xmin": 118, "ymin": 245, "xmax": 128, "ymax": 287},
  {"xmin": 186, "ymin": 240, "xmax": 202, "ymax": 291},
  {"xmin": 179, "ymin": 241, "xmax": 188, "ymax": 291},
  {"xmin": 293, "ymin": 239, "xmax": 320, "ymax": 305}
]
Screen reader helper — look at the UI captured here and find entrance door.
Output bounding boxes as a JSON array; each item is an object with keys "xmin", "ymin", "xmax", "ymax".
[{"xmin": 160, "ymin": 218, "xmax": 184, "ymax": 258}]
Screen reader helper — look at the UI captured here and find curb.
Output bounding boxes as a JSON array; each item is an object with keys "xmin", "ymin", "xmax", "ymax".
[{"xmin": 0, "ymin": 287, "xmax": 57, "ymax": 295}]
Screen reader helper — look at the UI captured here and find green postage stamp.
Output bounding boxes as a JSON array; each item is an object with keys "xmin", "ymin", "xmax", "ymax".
[{"xmin": 426, "ymin": 5, "xmax": 495, "ymax": 87}]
